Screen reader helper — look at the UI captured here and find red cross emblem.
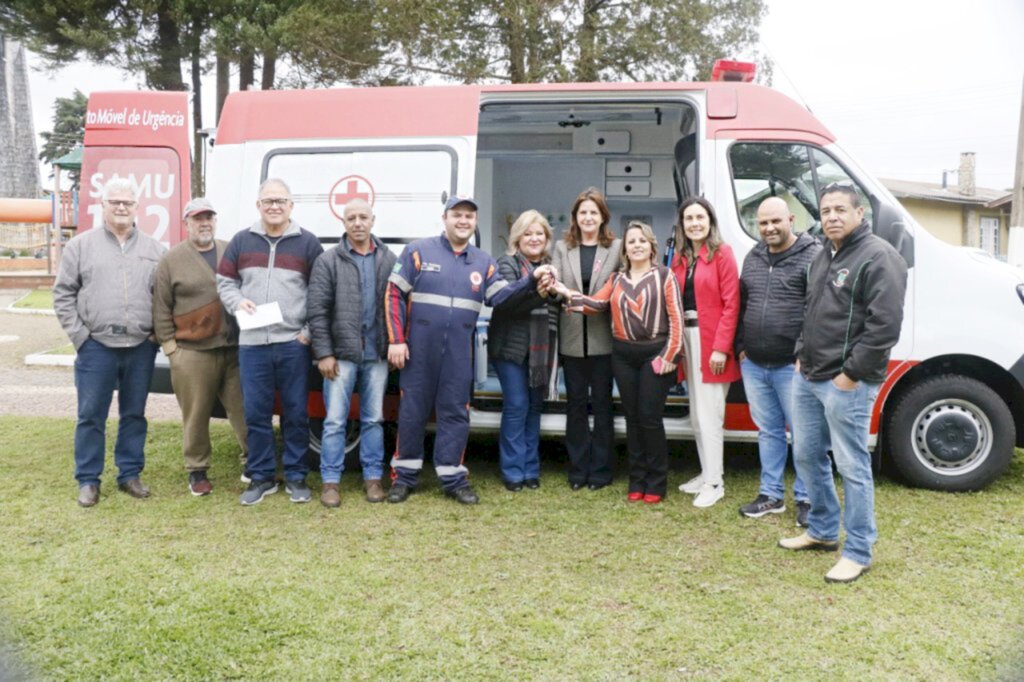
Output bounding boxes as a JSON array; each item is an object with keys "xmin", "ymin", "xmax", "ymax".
[{"xmin": 329, "ymin": 175, "xmax": 376, "ymax": 221}]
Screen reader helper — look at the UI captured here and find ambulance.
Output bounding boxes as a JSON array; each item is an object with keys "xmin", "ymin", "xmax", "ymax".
[{"xmin": 78, "ymin": 61, "xmax": 1024, "ymax": 492}]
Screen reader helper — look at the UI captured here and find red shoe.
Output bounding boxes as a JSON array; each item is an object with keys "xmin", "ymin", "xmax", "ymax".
[
  {"xmin": 643, "ymin": 494, "xmax": 662, "ymax": 504},
  {"xmin": 627, "ymin": 491, "xmax": 644, "ymax": 502}
]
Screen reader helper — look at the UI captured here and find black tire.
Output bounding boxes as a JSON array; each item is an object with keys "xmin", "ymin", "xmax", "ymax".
[
  {"xmin": 884, "ymin": 374, "xmax": 1014, "ymax": 491},
  {"xmin": 305, "ymin": 417, "xmax": 362, "ymax": 471}
]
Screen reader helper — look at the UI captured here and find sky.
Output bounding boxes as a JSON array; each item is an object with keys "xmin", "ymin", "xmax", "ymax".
[{"xmin": 22, "ymin": 0, "xmax": 1024, "ymax": 192}]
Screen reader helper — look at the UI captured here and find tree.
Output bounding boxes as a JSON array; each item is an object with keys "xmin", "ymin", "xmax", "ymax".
[
  {"xmin": 284, "ymin": 0, "xmax": 768, "ymax": 86},
  {"xmin": 39, "ymin": 89, "xmax": 87, "ymax": 188}
]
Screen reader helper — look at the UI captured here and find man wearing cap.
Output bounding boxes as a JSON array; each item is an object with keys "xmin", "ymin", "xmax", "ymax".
[
  {"xmin": 384, "ymin": 196, "xmax": 554, "ymax": 505},
  {"xmin": 53, "ymin": 177, "xmax": 166, "ymax": 507},
  {"xmin": 153, "ymin": 197, "xmax": 248, "ymax": 496}
]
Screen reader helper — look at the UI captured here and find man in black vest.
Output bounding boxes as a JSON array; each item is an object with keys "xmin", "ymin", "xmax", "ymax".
[{"xmin": 736, "ymin": 197, "xmax": 821, "ymax": 526}]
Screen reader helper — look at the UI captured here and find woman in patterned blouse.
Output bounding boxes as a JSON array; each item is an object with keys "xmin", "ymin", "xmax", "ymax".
[{"xmin": 552, "ymin": 221, "xmax": 684, "ymax": 504}]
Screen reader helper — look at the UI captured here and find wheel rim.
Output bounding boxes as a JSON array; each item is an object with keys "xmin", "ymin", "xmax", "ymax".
[
  {"xmin": 910, "ymin": 398, "xmax": 992, "ymax": 476},
  {"xmin": 307, "ymin": 420, "xmax": 361, "ymax": 456}
]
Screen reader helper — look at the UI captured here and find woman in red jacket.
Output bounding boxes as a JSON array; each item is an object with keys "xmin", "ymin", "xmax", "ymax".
[{"xmin": 670, "ymin": 196, "xmax": 741, "ymax": 508}]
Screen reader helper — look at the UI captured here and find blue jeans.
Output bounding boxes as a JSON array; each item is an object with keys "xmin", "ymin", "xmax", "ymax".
[
  {"xmin": 791, "ymin": 373, "xmax": 881, "ymax": 566},
  {"xmin": 321, "ymin": 359, "xmax": 388, "ymax": 483},
  {"xmin": 493, "ymin": 359, "xmax": 544, "ymax": 484},
  {"xmin": 740, "ymin": 358, "xmax": 807, "ymax": 502},
  {"xmin": 73, "ymin": 338, "xmax": 157, "ymax": 486},
  {"xmin": 238, "ymin": 340, "xmax": 311, "ymax": 483}
]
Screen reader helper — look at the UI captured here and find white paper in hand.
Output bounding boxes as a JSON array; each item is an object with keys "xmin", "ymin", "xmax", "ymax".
[{"xmin": 236, "ymin": 301, "xmax": 284, "ymax": 330}]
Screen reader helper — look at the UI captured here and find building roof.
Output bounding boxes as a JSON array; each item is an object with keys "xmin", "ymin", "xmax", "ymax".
[{"xmin": 881, "ymin": 178, "xmax": 1012, "ymax": 209}]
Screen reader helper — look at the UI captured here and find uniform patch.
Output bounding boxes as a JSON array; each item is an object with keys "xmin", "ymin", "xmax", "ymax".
[
  {"xmin": 392, "ymin": 262, "xmax": 402, "ymax": 273},
  {"xmin": 832, "ymin": 268, "xmax": 850, "ymax": 288},
  {"xmin": 421, "ymin": 262, "xmax": 441, "ymax": 272},
  {"xmin": 469, "ymin": 271, "xmax": 483, "ymax": 286}
]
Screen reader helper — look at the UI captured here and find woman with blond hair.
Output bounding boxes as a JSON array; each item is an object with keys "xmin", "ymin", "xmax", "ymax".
[
  {"xmin": 489, "ymin": 210, "xmax": 556, "ymax": 491},
  {"xmin": 553, "ymin": 221, "xmax": 684, "ymax": 503},
  {"xmin": 550, "ymin": 188, "xmax": 621, "ymax": 491},
  {"xmin": 670, "ymin": 197, "xmax": 741, "ymax": 508}
]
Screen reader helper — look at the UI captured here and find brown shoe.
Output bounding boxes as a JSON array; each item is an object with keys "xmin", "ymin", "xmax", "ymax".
[
  {"xmin": 320, "ymin": 483, "xmax": 341, "ymax": 508},
  {"xmin": 118, "ymin": 478, "xmax": 151, "ymax": 499},
  {"xmin": 77, "ymin": 484, "xmax": 99, "ymax": 507},
  {"xmin": 364, "ymin": 479, "xmax": 386, "ymax": 503}
]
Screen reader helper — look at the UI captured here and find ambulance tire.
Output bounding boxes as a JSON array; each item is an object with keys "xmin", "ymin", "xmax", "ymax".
[
  {"xmin": 884, "ymin": 375, "xmax": 1014, "ymax": 492},
  {"xmin": 305, "ymin": 417, "xmax": 361, "ymax": 472}
]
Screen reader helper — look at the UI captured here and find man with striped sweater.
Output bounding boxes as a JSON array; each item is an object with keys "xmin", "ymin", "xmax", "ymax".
[{"xmin": 217, "ymin": 179, "xmax": 324, "ymax": 505}]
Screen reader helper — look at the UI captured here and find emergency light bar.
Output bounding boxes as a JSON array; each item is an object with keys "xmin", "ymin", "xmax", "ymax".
[{"xmin": 711, "ymin": 59, "xmax": 756, "ymax": 82}]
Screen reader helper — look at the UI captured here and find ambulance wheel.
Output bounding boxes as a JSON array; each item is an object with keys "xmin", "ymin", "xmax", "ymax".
[
  {"xmin": 305, "ymin": 418, "xmax": 361, "ymax": 471},
  {"xmin": 884, "ymin": 375, "xmax": 1014, "ymax": 491}
]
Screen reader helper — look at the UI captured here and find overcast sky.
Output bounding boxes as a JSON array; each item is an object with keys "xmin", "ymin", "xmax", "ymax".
[{"xmin": 23, "ymin": 0, "xmax": 1024, "ymax": 191}]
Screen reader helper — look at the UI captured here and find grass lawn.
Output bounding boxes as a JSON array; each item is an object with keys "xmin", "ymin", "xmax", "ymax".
[
  {"xmin": 11, "ymin": 289, "xmax": 54, "ymax": 311},
  {"xmin": 1, "ymin": 416, "xmax": 1022, "ymax": 680}
]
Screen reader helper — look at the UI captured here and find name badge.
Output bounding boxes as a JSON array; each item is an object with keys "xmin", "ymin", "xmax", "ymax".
[{"xmin": 421, "ymin": 262, "xmax": 441, "ymax": 272}]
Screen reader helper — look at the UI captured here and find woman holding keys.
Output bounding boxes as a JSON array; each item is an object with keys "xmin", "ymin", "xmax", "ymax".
[
  {"xmin": 552, "ymin": 221, "xmax": 684, "ymax": 503},
  {"xmin": 550, "ymin": 188, "xmax": 621, "ymax": 491}
]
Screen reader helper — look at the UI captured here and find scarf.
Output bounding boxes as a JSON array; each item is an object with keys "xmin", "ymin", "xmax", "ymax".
[{"xmin": 516, "ymin": 253, "xmax": 557, "ymax": 390}]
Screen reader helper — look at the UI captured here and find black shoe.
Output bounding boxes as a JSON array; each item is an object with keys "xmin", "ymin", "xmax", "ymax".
[
  {"xmin": 796, "ymin": 501, "xmax": 811, "ymax": 528},
  {"xmin": 588, "ymin": 482, "xmax": 609, "ymax": 491},
  {"xmin": 504, "ymin": 481, "xmax": 524, "ymax": 492},
  {"xmin": 570, "ymin": 482, "xmax": 585, "ymax": 491},
  {"xmin": 524, "ymin": 478, "xmax": 540, "ymax": 489},
  {"xmin": 739, "ymin": 494, "xmax": 785, "ymax": 518},
  {"xmin": 447, "ymin": 486, "xmax": 480, "ymax": 505},
  {"xmin": 387, "ymin": 483, "xmax": 413, "ymax": 504}
]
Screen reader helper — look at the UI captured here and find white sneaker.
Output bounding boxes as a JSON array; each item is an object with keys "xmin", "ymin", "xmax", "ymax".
[
  {"xmin": 678, "ymin": 475, "xmax": 705, "ymax": 494},
  {"xmin": 693, "ymin": 483, "xmax": 724, "ymax": 508}
]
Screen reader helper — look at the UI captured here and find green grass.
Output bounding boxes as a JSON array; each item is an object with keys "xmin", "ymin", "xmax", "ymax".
[
  {"xmin": 11, "ymin": 289, "xmax": 54, "ymax": 310},
  {"xmin": 1, "ymin": 415, "xmax": 1022, "ymax": 680}
]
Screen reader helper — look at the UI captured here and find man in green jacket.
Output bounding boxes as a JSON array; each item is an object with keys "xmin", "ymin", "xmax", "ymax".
[{"xmin": 153, "ymin": 197, "xmax": 248, "ymax": 496}]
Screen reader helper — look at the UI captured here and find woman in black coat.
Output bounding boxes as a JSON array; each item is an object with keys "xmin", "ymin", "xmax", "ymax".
[{"xmin": 488, "ymin": 210, "xmax": 555, "ymax": 491}]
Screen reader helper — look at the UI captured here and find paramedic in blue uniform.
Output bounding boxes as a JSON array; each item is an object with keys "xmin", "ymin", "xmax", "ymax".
[{"xmin": 385, "ymin": 196, "xmax": 555, "ymax": 505}]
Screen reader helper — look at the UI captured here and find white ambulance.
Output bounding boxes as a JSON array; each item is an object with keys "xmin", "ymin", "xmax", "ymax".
[{"xmin": 80, "ymin": 63, "xmax": 1024, "ymax": 491}]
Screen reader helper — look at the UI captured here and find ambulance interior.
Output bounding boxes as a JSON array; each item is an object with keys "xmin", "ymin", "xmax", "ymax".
[
  {"xmin": 472, "ymin": 99, "xmax": 698, "ymax": 411},
  {"xmin": 474, "ymin": 100, "xmax": 699, "ymax": 261}
]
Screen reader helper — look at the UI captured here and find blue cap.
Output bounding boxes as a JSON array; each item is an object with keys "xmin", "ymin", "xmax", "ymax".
[{"xmin": 444, "ymin": 195, "xmax": 478, "ymax": 212}]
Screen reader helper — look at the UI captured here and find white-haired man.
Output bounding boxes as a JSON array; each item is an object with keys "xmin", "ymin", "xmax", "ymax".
[{"xmin": 54, "ymin": 177, "xmax": 167, "ymax": 507}]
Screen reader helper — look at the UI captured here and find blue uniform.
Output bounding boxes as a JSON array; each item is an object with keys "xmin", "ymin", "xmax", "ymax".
[{"xmin": 386, "ymin": 233, "xmax": 534, "ymax": 492}]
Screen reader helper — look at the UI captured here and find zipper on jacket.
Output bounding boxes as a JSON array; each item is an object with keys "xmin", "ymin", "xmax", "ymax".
[
  {"xmin": 265, "ymin": 238, "xmax": 277, "ymax": 345},
  {"xmin": 757, "ymin": 262, "xmax": 773, "ymax": 358}
]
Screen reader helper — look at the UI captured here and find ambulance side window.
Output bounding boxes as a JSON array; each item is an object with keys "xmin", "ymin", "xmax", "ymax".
[{"xmin": 729, "ymin": 143, "xmax": 871, "ymax": 239}]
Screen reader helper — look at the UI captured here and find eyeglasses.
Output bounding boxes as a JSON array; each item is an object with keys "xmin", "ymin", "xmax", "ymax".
[
  {"xmin": 259, "ymin": 198, "xmax": 290, "ymax": 208},
  {"xmin": 104, "ymin": 200, "xmax": 137, "ymax": 208}
]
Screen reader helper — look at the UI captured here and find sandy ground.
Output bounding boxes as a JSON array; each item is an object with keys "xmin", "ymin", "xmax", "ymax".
[{"xmin": 0, "ymin": 290, "xmax": 182, "ymax": 421}]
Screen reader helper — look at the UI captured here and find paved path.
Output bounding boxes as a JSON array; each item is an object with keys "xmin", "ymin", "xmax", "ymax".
[{"xmin": 0, "ymin": 290, "xmax": 181, "ymax": 421}]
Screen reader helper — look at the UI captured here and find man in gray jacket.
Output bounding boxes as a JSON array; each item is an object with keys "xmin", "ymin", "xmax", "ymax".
[
  {"xmin": 307, "ymin": 198, "xmax": 397, "ymax": 507},
  {"xmin": 53, "ymin": 177, "xmax": 166, "ymax": 507}
]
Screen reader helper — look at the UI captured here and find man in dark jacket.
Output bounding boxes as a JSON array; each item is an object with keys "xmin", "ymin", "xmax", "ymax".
[
  {"xmin": 779, "ymin": 184, "xmax": 908, "ymax": 584},
  {"xmin": 736, "ymin": 197, "xmax": 821, "ymax": 526},
  {"xmin": 307, "ymin": 198, "xmax": 397, "ymax": 507}
]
